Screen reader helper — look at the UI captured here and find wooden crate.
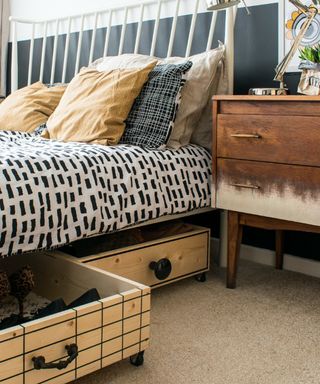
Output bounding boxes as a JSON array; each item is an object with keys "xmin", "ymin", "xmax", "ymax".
[
  {"xmin": 0, "ymin": 253, "xmax": 150, "ymax": 384},
  {"xmin": 56, "ymin": 224, "xmax": 210, "ymax": 288}
]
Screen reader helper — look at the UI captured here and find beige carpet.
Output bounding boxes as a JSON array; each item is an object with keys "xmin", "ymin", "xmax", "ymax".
[{"xmin": 76, "ymin": 261, "xmax": 320, "ymax": 384}]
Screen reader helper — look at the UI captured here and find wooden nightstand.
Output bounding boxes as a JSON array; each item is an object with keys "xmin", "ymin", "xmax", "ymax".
[{"xmin": 212, "ymin": 95, "xmax": 320, "ymax": 288}]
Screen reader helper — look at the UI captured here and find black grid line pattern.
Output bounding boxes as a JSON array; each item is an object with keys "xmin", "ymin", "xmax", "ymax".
[
  {"xmin": 120, "ymin": 62, "xmax": 193, "ymax": 149},
  {"xmin": 0, "ymin": 131, "xmax": 211, "ymax": 258}
]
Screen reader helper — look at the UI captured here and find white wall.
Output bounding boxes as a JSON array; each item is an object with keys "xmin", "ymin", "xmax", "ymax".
[
  {"xmin": 9, "ymin": 0, "xmax": 278, "ymax": 41},
  {"xmin": 10, "ymin": 0, "xmax": 277, "ymax": 20},
  {"xmin": 10, "ymin": 0, "xmax": 210, "ymax": 23},
  {"xmin": 10, "ymin": 0, "xmax": 152, "ymax": 20},
  {"xmin": 10, "ymin": 0, "xmax": 206, "ymax": 41}
]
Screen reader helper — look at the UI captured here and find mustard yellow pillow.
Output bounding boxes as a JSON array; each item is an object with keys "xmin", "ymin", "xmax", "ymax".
[
  {"xmin": 0, "ymin": 82, "xmax": 66, "ymax": 132},
  {"xmin": 44, "ymin": 63, "xmax": 156, "ymax": 145}
]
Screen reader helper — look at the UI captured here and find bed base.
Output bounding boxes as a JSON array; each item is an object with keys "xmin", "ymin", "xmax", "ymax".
[{"xmin": 121, "ymin": 207, "xmax": 214, "ymax": 230}]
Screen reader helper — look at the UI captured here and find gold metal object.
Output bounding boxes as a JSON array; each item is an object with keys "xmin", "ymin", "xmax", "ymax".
[
  {"xmin": 230, "ymin": 183, "xmax": 260, "ymax": 190},
  {"xmin": 206, "ymin": 0, "xmax": 250, "ymax": 14},
  {"xmin": 207, "ymin": 0, "xmax": 240, "ymax": 10},
  {"xmin": 230, "ymin": 133, "xmax": 262, "ymax": 138},
  {"xmin": 249, "ymin": 87, "xmax": 288, "ymax": 96},
  {"xmin": 274, "ymin": 1, "xmax": 318, "ymax": 88}
]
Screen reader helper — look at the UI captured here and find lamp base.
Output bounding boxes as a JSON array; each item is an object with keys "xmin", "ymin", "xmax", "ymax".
[{"xmin": 248, "ymin": 87, "xmax": 288, "ymax": 96}]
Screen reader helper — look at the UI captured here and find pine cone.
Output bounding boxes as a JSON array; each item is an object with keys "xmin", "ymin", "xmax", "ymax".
[
  {"xmin": 10, "ymin": 265, "xmax": 35, "ymax": 317},
  {"xmin": 0, "ymin": 269, "xmax": 10, "ymax": 300}
]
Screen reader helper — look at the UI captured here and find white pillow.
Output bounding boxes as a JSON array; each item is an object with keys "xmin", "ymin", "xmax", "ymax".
[
  {"xmin": 90, "ymin": 53, "xmax": 156, "ymax": 71},
  {"xmin": 159, "ymin": 44, "xmax": 226, "ymax": 149}
]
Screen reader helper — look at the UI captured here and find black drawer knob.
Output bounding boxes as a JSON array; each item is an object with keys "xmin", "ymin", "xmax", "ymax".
[{"xmin": 149, "ymin": 258, "xmax": 172, "ymax": 280}]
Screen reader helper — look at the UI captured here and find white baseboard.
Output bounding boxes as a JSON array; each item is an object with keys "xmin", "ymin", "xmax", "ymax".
[{"xmin": 211, "ymin": 238, "xmax": 320, "ymax": 279}]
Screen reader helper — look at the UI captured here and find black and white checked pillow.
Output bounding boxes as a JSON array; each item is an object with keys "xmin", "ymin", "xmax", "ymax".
[
  {"xmin": 120, "ymin": 61, "xmax": 193, "ymax": 149},
  {"xmin": 34, "ymin": 123, "xmax": 47, "ymax": 136}
]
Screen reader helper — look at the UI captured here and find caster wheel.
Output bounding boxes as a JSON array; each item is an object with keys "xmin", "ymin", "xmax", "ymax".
[
  {"xmin": 195, "ymin": 272, "xmax": 207, "ymax": 283},
  {"xmin": 130, "ymin": 351, "xmax": 144, "ymax": 367}
]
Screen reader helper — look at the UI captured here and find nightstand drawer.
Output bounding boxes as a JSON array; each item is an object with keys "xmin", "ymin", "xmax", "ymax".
[
  {"xmin": 216, "ymin": 159, "xmax": 320, "ymax": 225},
  {"xmin": 217, "ymin": 114, "xmax": 320, "ymax": 166}
]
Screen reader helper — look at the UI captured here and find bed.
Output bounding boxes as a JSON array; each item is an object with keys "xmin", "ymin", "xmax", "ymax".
[
  {"xmin": 4, "ymin": 0, "xmax": 236, "ymax": 259},
  {"xmin": 0, "ymin": 2, "xmax": 238, "ymax": 382}
]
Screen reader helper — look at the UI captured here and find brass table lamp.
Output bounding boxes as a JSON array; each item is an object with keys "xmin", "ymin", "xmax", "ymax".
[
  {"xmin": 207, "ymin": 0, "xmax": 319, "ymax": 95},
  {"xmin": 274, "ymin": 0, "xmax": 318, "ymax": 90},
  {"xmin": 250, "ymin": 0, "xmax": 318, "ymax": 95}
]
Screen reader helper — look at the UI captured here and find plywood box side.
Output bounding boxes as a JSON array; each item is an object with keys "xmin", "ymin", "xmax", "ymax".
[{"xmin": 78, "ymin": 227, "xmax": 210, "ymax": 262}]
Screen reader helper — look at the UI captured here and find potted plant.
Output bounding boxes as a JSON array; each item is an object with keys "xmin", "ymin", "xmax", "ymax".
[{"xmin": 298, "ymin": 44, "xmax": 320, "ymax": 95}]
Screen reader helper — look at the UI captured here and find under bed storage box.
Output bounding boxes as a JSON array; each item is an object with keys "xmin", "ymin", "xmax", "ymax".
[
  {"xmin": 57, "ymin": 223, "xmax": 210, "ymax": 288},
  {"xmin": 0, "ymin": 253, "xmax": 151, "ymax": 384}
]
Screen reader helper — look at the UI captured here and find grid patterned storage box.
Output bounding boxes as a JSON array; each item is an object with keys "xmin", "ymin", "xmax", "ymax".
[{"xmin": 0, "ymin": 252, "xmax": 151, "ymax": 384}]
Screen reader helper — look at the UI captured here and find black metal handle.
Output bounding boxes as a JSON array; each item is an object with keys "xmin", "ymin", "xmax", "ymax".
[
  {"xmin": 149, "ymin": 258, "xmax": 172, "ymax": 280},
  {"xmin": 32, "ymin": 344, "xmax": 78, "ymax": 370}
]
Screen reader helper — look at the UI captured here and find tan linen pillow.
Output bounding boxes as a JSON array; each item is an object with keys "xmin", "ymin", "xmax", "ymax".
[
  {"xmin": 90, "ymin": 53, "xmax": 157, "ymax": 71},
  {"xmin": 190, "ymin": 59, "xmax": 229, "ymax": 150},
  {"xmin": 160, "ymin": 44, "xmax": 225, "ymax": 149},
  {"xmin": 45, "ymin": 63, "xmax": 156, "ymax": 145},
  {"xmin": 0, "ymin": 82, "xmax": 66, "ymax": 132}
]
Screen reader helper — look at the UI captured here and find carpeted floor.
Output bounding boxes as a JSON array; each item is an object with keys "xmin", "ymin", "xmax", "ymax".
[{"xmin": 76, "ymin": 260, "xmax": 320, "ymax": 384}]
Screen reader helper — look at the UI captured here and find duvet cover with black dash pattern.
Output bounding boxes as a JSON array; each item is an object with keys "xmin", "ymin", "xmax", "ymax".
[{"xmin": 0, "ymin": 131, "xmax": 211, "ymax": 258}]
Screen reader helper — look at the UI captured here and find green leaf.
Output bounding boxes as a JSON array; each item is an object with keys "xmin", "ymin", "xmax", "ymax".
[{"xmin": 299, "ymin": 45, "xmax": 320, "ymax": 63}]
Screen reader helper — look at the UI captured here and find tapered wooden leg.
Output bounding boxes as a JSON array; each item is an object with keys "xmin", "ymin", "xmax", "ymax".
[
  {"xmin": 275, "ymin": 230, "xmax": 284, "ymax": 270},
  {"xmin": 227, "ymin": 211, "xmax": 243, "ymax": 289}
]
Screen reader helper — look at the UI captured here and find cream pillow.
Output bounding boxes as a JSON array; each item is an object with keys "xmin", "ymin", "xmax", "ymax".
[
  {"xmin": 0, "ymin": 82, "xmax": 66, "ymax": 132},
  {"xmin": 44, "ymin": 63, "xmax": 156, "ymax": 145},
  {"xmin": 191, "ymin": 59, "xmax": 229, "ymax": 150},
  {"xmin": 90, "ymin": 53, "xmax": 157, "ymax": 71},
  {"xmin": 160, "ymin": 44, "xmax": 226, "ymax": 149}
]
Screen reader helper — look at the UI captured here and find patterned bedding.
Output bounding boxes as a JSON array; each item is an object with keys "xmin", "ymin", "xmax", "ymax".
[{"xmin": 0, "ymin": 131, "xmax": 211, "ymax": 258}]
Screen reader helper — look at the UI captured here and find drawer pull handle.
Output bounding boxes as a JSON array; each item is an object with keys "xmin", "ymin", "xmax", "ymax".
[
  {"xmin": 230, "ymin": 183, "xmax": 260, "ymax": 190},
  {"xmin": 231, "ymin": 133, "xmax": 261, "ymax": 139},
  {"xmin": 149, "ymin": 258, "xmax": 172, "ymax": 280},
  {"xmin": 32, "ymin": 344, "xmax": 78, "ymax": 370}
]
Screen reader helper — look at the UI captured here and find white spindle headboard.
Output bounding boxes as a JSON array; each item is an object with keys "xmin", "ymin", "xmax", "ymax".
[{"xmin": 9, "ymin": 0, "xmax": 236, "ymax": 93}]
